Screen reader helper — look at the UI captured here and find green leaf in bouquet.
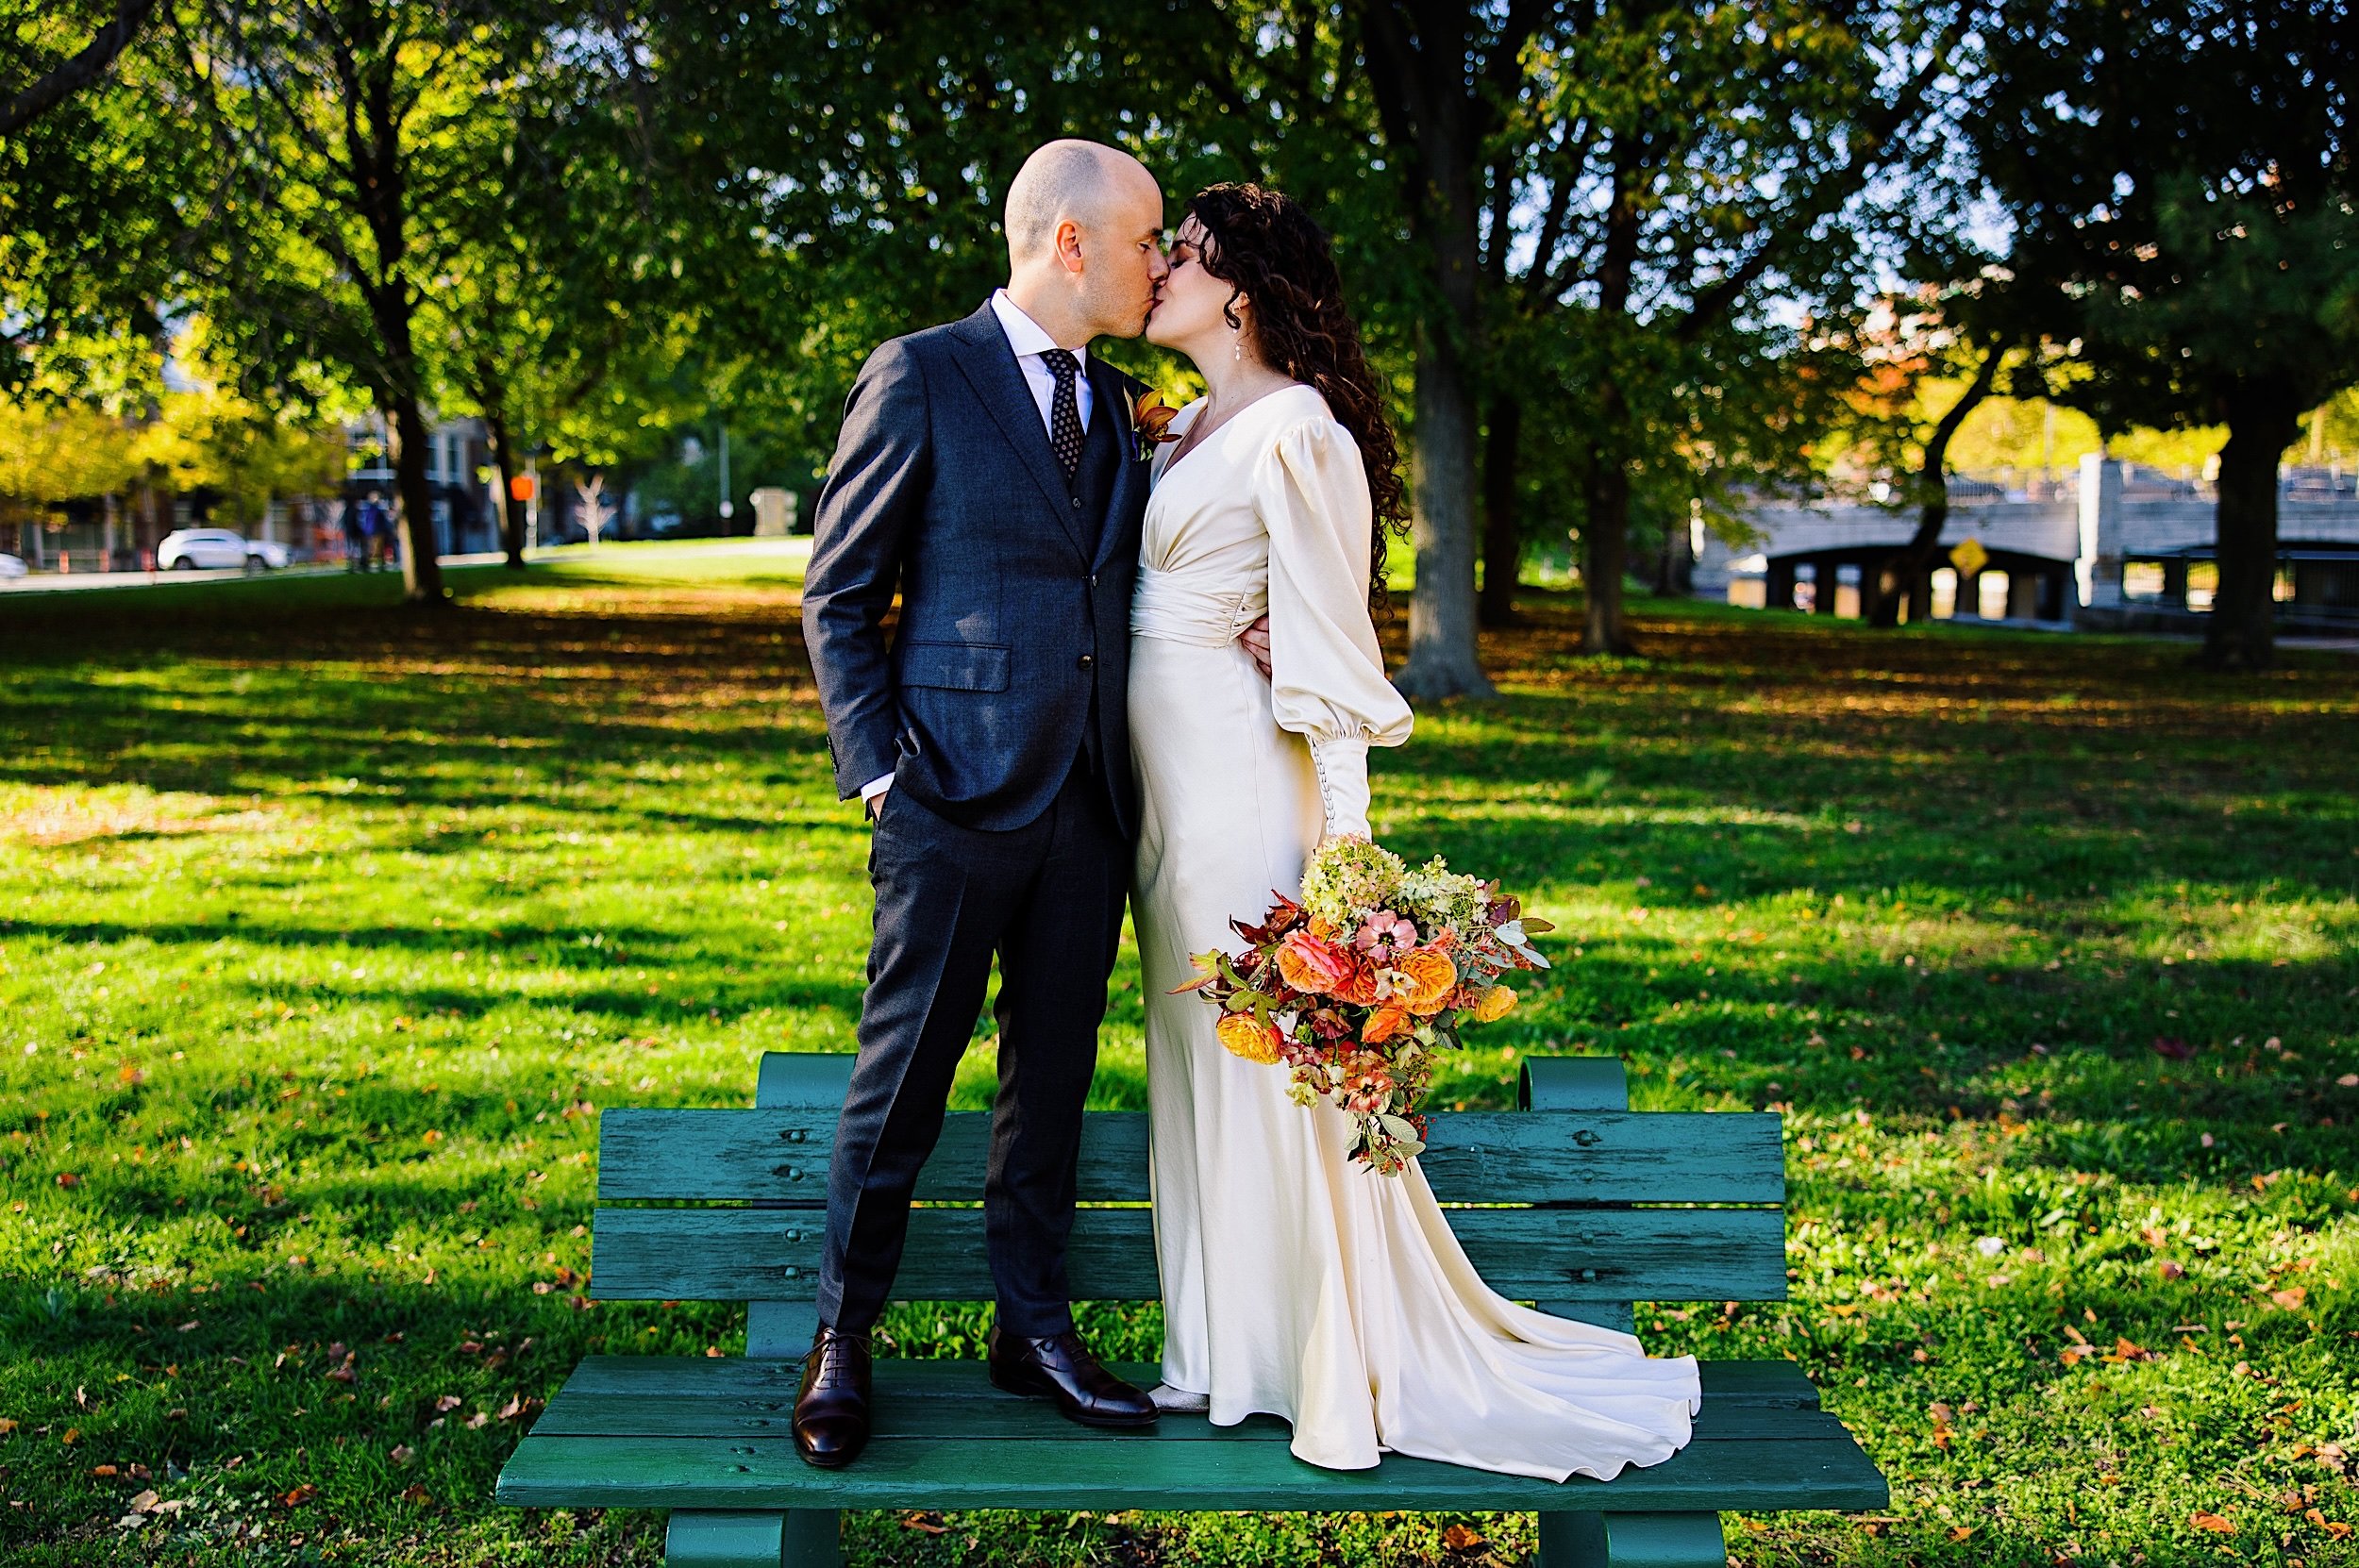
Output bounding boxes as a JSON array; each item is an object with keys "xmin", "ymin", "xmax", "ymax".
[{"xmin": 1377, "ymin": 1114, "xmax": 1426, "ymax": 1158}]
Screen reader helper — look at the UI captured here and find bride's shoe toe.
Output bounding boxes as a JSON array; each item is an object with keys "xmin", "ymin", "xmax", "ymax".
[{"xmin": 1148, "ymin": 1383, "xmax": 1211, "ymax": 1414}]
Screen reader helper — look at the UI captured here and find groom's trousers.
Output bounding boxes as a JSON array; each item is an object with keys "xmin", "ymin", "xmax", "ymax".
[{"xmin": 816, "ymin": 747, "xmax": 1129, "ymax": 1339}]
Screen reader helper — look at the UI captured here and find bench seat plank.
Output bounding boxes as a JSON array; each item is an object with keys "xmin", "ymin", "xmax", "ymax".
[
  {"xmin": 590, "ymin": 1206, "xmax": 1789, "ymax": 1304},
  {"xmin": 597, "ymin": 1108, "xmax": 1785, "ymax": 1207},
  {"xmin": 527, "ymin": 1359, "xmax": 1837, "ymax": 1443},
  {"xmin": 495, "ymin": 1428, "xmax": 1888, "ymax": 1514},
  {"xmin": 543, "ymin": 1356, "xmax": 1822, "ymax": 1409}
]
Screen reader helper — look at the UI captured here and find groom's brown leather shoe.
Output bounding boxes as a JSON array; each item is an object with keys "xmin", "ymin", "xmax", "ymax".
[
  {"xmin": 987, "ymin": 1325, "xmax": 1158, "ymax": 1428},
  {"xmin": 792, "ymin": 1324, "xmax": 872, "ymax": 1468}
]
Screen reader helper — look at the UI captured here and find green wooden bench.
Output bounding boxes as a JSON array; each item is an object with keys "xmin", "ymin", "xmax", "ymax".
[{"xmin": 496, "ymin": 1051, "xmax": 1886, "ymax": 1566}]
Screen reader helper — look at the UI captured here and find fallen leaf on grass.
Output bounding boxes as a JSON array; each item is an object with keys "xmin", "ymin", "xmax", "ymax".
[
  {"xmin": 390, "ymin": 1444, "xmax": 414, "ymax": 1465},
  {"xmin": 399, "ymin": 1484, "xmax": 431, "ymax": 1505},
  {"xmin": 1443, "ymin": 1523, "xmax": 1486, "ymax": 1549},
  {"xmin": 2190, "ymin": 1511, "xmax": 2234, "ymax": 1534},
  {"xmin": 126, "ymin": 1490, "xmax": 159, "ymax": 1512},
  {"xmin": 433, "ymin": 1394, "xmax": 461, "ymax": 1412},
  {"xmin": 279, "ymin": 1484, "xmax": 317, "ymax": 1508},
  {"xmin": 900, "ymin": 1511, "xmax": 947, "ymax": 1534},
  {"xmin": 2152, "ymin": 1036, "xmax": 2196, "ymax": 1060},
  {"xmin": 1949, "ymin": 1525, "xmax": 1977, "ymax": 1540},
  {"xmin": 2269, "ymin": 1287, "xmax": 2307, "ymax": 1311}
]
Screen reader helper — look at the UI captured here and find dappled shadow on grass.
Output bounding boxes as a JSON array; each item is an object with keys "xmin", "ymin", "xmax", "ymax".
[{"xmin": 5, "ymin": 573, "xmax": 2357, "ymax": 1564}]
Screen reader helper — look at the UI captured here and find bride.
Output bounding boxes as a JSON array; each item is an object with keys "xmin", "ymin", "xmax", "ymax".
[{"xmin": 1129, "ymin": 182, "xmax": 1702, "ymax": 1481}]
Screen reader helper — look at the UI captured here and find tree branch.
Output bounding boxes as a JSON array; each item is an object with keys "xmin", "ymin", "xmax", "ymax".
[{"xmin": 0, "ymin": 0, "xmax": 158, "ymax": 139}]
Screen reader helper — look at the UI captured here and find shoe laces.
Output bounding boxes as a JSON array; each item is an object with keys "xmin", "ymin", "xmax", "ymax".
[{"xmin": 809, "ymin": 1332, "xmax": 869, "ymax": 1389}]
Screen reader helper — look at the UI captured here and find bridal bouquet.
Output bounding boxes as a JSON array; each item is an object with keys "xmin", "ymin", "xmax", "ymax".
[{"xmin": 1176, "ymin": 838, "xmax": 1552, "ymax": 1176}]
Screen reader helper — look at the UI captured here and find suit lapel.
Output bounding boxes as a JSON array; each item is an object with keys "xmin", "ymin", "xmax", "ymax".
[
  {"xmin": 945, "ymin": 303, "xmax": 1090, "ymax": 561},
  {"xmin": 1088, "ymin": 357, "xmax": 1142, "ymax": 570}
]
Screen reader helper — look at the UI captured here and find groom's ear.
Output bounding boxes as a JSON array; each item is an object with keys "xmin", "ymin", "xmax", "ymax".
[{"xmin": 1054, "ymin": 218, "xmax": 1088, "ymax": 275}]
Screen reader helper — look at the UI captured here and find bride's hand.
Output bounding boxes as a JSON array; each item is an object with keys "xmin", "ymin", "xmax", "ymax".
[{"xmin": 1237, "ymin": 614, "xmax": 1272, "ymax": 678}]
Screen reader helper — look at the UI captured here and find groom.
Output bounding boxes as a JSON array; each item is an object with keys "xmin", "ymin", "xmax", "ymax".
[{"xmin": 795, "ymin": 140, "xmax": 1170, "ymax": 1469}]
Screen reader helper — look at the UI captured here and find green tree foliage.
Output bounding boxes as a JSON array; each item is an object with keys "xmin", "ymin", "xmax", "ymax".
[
  {"xmin": 0, "ymin": 0, "xmax": 191, "ymax": 395},
  {"xmin": 1976, "ymin": 0, "xmax": 2359, "ymax": 670},
  {"xmin": 174, "ymin": 0, "xmax": 573, "ymax": 602}
]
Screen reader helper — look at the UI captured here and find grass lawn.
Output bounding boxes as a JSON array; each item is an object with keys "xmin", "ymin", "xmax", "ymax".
[{"xmin": 4, "ymin": 540, "xmax": 2355, "ymax": 1567}]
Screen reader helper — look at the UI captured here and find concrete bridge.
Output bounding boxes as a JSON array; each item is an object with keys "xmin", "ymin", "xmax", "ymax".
[{"xmin": 1694, "ymin": 456, "xmax": 2359, "ymax": 629}]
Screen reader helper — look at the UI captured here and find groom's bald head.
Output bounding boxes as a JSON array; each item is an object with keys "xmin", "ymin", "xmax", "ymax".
[
  {"xmin": 1004, "ymin": 140, "xmax": 1157, "ymax": 265},
  {"xmin": 1000, "ymin": 139, "xmax": 1168, "ymax": 344}
]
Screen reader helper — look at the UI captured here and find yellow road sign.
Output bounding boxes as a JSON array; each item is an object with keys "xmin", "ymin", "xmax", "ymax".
[{"xmin": 1949, "ymin": 538, "xmax": 1990, "ymax": 577}]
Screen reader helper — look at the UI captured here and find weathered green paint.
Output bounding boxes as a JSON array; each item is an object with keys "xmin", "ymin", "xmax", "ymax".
[
  {"xmin": 497, "ymin": 1429, "xmax": 1886, "ymax": 1513},
  {"xmin": 529, "ymin": 1359, "xmax": 1838, "ymax": 1443},
  {"xmin": 664, "ymin": 1509, "xmax": 840, "ymax": 1568},
  {"xmin": 744, "ymin": 1060, "xmax": 827, "ymax": 1359},
  {"xmin": 1519, "ymin": 1057, "xmax": 1630, "ymax": 1113},
  {"xmin": 588, "ymin": 1204, "xmax": 1789, "ymax": 1305},
  {"xmin": 1538, "ymin": 1511, "xmax": 1729, "ymax": 1567},
  {"xmin": 542, "ymin": 1355, "xmax": 1820, "ymax": 1409},
  {"xmin": 595, "ymin": 1108, "xmax": 1784, "ymax": 1207},
  {"xmin": 498, "ymin": 1054, "xmax": 1889, "ymax": 1544}
]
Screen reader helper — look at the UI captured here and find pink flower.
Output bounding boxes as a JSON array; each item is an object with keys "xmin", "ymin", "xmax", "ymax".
[
  {"xmin": 1352, "ymin": 909, "xmax": 1418, "ymax": 962},
  {"xmin": 1275, "ymin": 929, "xmax": 1359, "ymax": 996}
]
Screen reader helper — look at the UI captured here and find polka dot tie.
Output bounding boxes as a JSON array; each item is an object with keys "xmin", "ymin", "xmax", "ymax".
[{"xmin": 1043, "ymin": 349, "xmax": 1084, "ymax": 478}]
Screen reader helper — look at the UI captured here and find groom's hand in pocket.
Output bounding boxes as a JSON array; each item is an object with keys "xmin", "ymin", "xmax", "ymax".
[{"xmin": 1239, "ymin": 614, "xmax": 1272, "ymax": 679}]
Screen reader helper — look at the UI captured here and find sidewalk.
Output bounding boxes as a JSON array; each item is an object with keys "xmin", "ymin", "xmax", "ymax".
[{"xmin": 0, "ymin": 538, "xmax": 805, "ymax": 595}]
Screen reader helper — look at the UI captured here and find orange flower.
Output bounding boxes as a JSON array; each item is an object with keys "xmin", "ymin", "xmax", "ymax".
[
  {"xmin": 1276, "ymin": 930, "xmax": 1357, "ymax": 995},
  {"xmin": 1473, "ymin": 985, "xmax": 1517, "ymax": 1024},
  {"xmin": 1361, "ymin": 1003, "xmax": 1411, "ymax": 1044},
  {"xmin": 1216, "ymin": 1011, "xmax": 1284, "ymax": 1063},
  {"xmin": 1132, "ymin": 389, "xmax": 1181, "ymax": 443},
  {"xmin": 1330, "ymin": 955, "xmax": 1381, "ymax": 1006},
  {"xmin": 1397, "ymin": 947, "xmax": 1459, "ymax": 1015}
]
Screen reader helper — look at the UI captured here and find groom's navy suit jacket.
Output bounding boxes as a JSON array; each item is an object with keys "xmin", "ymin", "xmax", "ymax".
[{"xmin": 803, "ymin": 299, "xmax": 1150, "ymax": 837}]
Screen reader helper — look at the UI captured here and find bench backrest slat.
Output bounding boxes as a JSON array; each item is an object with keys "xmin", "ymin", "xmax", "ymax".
[
  {"xmin": 591, "ymin": 1053, "xmax": 1787, "ymax": 1321},
  {"xmin": 590, "ymin": 1204, "xmax": 1790, "ymax": 1304},
  {"xmin": 596, "ymin": 1107, "xmax": 1784, "ymax": 1207}
]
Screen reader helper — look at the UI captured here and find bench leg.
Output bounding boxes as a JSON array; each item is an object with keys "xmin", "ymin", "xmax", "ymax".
[
  {"xmin": 1536, "ymin": 1511, "xmax": 1725, "ymax": 1567},
  {"xmin": 665, "ymin": 1510, "xmax": 841, "ymax": 1568}
]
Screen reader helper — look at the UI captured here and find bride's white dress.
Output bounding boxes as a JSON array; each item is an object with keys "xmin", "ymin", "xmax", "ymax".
[{"xmin": 1128, "ymin": 385, "xmax": 1702, "ymax": 1480}]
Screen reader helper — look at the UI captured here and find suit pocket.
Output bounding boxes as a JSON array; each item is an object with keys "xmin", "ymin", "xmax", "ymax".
[{"xmin": 896, "ymin": 641, "xmax": 1011, "ymax": 692}]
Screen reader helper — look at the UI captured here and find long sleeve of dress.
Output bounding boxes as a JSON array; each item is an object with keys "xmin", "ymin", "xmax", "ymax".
[{"xmin": 1257, "ymin": 414, "xmax": 1415, "ymax": 837}]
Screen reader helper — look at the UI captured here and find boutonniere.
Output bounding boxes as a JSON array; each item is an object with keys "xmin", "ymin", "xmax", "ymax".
[{"xmin": 1131, "ymin": 389, "xmax": 1181, "ymax": 462}]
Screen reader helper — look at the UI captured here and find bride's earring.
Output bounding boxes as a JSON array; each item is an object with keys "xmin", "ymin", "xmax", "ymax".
[{"xmin": 1231, "ymin": 331, "xmax": 1244, "ymax": 363}]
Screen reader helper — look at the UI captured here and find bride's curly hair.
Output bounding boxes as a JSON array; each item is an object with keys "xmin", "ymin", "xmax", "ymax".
[{"xmin": 1185, "ymin": 183, "xmax": 1407, "ymax": 604}]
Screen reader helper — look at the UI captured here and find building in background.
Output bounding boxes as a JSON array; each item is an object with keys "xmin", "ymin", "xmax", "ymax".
[{"xmin": 1695, "ymin": 459, "xmax": 2359, "ymax": 633}]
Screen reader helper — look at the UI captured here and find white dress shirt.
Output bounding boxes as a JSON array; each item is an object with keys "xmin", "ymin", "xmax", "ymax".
[
  {"xmin": 861, "ymin": 292, "xmax": 1094, "ymax": 809},
  {"xmin": 990, "ymin": 288, "xmax": 1094, "ymax": 435}
]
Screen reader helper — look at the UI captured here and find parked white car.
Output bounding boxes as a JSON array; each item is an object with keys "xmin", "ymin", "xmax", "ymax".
[
  {"xmin": 157, "ymin": 529, "xmax": 290, "ymax": 572},
  {"xmin": 0, "ymin": 553, "xmax": 25, "ymax": 579}
]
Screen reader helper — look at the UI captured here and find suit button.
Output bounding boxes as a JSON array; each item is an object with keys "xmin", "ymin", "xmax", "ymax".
[
  {"xmin": 1078, "ymin": 654, "xmax": 1096, "ymax": 670},
  {"xmin": 1089, "ymin": 574, "xmax": 1098, "ymax": 588},
  {"xmin": 1071, "ymin": 496, "xmax": 1081, "ymax": 508}
]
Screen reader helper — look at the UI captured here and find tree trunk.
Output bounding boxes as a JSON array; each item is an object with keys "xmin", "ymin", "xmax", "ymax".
[
  {"xmin": 1580, "ymin": 145, "xmax": 1643, "ymax": 655},
  {"xmin": 1397, "ymin": 321, "xmax": 1496, "ymax": 697},
  {"xmin": 1479, "ymin": 394, "xmax": 1523, "ymax": 626},
  {"xmin": 1581, "ymin": 450, "xmax": 1632, "ymax": 654},
  {"xmin": 385, "ymin": 389, "xmax": 444, "ymax": 603},
  {"xmin": 2205, "ymin": 383, "xmax": 2300, "ymax": 671},
  {"xmin": 1872, "ymin": 336, "xmax": 2007, "ymax": 627},
  {"xmin": 486, "ymin": 409, "xmax": 528, "ymax": 570},
  {"xmin": 1363, "ymin": 3, "xmax": 1496, "ymax": 700}
]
